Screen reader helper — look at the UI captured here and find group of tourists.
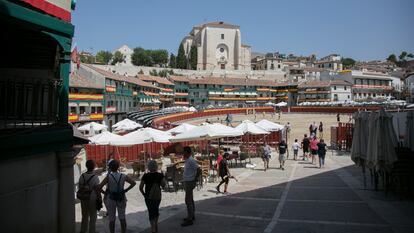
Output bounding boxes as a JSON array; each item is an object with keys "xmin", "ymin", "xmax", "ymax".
[{"xmin": 77, "ymin": 146, "xmax": 200, "ymax": 233}]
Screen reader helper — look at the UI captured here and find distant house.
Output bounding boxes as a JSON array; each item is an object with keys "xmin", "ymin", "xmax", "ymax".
[{"xmin": 113, "ymin": 45, "xmax": 134, "ymax": 66}]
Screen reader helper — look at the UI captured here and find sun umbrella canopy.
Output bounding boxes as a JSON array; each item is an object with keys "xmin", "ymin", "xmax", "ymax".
[
  {"xmin": 89, "ymin": 131, "xmax": 122, "ymax": 145},
  {"xmin": 78, "ymin": 122, "xmax": 107, "ymax": 132},
  {"xmin": 113, "ymin": 118, "xmax": 143, "ymax": 131},
  {"xmin": 111, "ymin": 127, "xmax": 171, "ymax": 146},
  {"xmin": 236, "ymin": 120, "xmax": 270, "ymax": 135},
  {"xmin": 366, "ymin": 109, "xmax": 398, "ymax": 172},
  {"xmin": 351, "ymin": 111, "xmax": 370, "ymax": 166},
  {"xmin": 404, "ymin": 111, "xmax": 414, "ymax": 151},
  {"xmin": 170, "ymin": 123, "xmax": 243, "ymax": 142},
  {"xmin": 167, "ymin": 123, "xmax": 197, "ymax": 135},
  {"xmin": 255, "ymin": 119, "xmax": 284, "ymax": 132},
  {"xmin": 275, "ymin": 102, "xmax": 287, "ymax": 107}
]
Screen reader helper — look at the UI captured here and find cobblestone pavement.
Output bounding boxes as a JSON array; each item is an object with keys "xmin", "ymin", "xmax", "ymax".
[{"xmin": 76, "ymin": 152, "xmax": 414, "ymax": 233}]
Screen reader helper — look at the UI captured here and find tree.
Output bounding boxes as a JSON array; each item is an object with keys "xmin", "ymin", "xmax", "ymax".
[
  {"xmin": 407, "ymin": 53, "xmax": 414, "ymax": 59},
  {"xmin": 189, "ymin": 45, "xmax": 198, "ymax": 70},
  {"xmin": 149, "ymin": 69, "xmax": 158, "ymax": 76},
  {"xmin": 387, "ymin": 54, "xmax": 397, "ymax": 63},
  {"xmin": 111, "ymin": 51, "xmax": 125, "ymax": 65},
  {"xmin": 399, "ymin": 51, "xmax": 408, "ymax": 61},
  {"xmin": 95, "ymin": 50, "xmax": 113, "ymax": 64},
  {"xmin": 341, "ymin": 57, "xmax": 356, "ymax": 69},
  {"xmin": 131, "ymin": 47, "xmax": 152, "ymax": 66},
  {"xmin": 80, "ymin": 54, "xmax": 94, "ymax": 64},
  {"xmin": 169, "ymin": 53, "xmax": 176, "ymax": 68},
  {"xmin": 138, "ymin": 69, "xmax": 144, "ymax": 74},
  {"xmin": 176, "ymin": 44, "xmax": 187, "ymax": 69},
  {"xmin": 150, "ymin": 50, "xmax": 169, "ymax": 66}
]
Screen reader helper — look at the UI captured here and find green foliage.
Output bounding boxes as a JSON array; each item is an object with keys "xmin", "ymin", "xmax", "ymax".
[
  {"xmin": 80, "ymin": 54, "xmax": 94, "ymax": 64},
  {"xmin": 176, "ymin": 44, "xmax": 188, "ymax": 69},
  {"xmin": 131, "ymin": 47, "xmax": 168, "ymax": 67},
  {"xmin": 149, "ymin": 69, "xmax": 158, "ymax": 76},
  {"xmin": 111, "ymin": 51, "xmax": 125, "ymax": 65},
  {"xmin": 138, "ymin": 69, "xmax": 144, "ymax": 74},
  {"xmin": 341, "ymin": 57, "xmax": 356, "ymax": 69},
  {"xmin": 189, "ymin": 45, "xmax": 198, "ymax": 70},
  {"xmin": 399, "ymin": 51, "xmax": 408, "ymax": 61},
  {"xmin": 387, "ymin": 54, "xmax": 397, "ymax": 63},
  {"xmin": 169, "ymin": 53, "xmax": 176, "ymax": 68},
  {"xmin": 95, "ymin": 50, "xmax": 113, "ymax": 64}
]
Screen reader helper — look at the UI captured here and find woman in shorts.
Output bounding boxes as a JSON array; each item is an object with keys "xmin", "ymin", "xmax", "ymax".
[{"xmin": 310, "ymin": 136, "xmax": 319, "ymax": 165}]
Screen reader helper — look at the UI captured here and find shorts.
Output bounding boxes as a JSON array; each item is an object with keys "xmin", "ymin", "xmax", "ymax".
[
  {"xmin": 293, "ymin": 149, "xmax": 298, "ymax": 156},
  {"xmin": 279, "ymin": 153, "xmax": 286, "ymax": 162},
  {"xmin": 303, "ymin": 147, "xmax": 309, "ymax": 153},
  {"xmin": 311, "ymin": 149, "xmax": 318, "ymax": 155},
  {"xmin": 145, "ymin": 198, "xmax": 161, "ymax": 221},
  {"xmin": 107, "ymin": 198, "xmax": 127, "ymax": 221}
]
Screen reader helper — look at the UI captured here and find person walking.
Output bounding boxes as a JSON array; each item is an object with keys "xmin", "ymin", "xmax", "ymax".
[
  {"xmin": 301, "ymin": 134, "xmax": 310, "ymax": 161},
  {"xmin": 216, "ymin": 153, "xmax": 231, "ymax": 193},
  {"xmin": 181, "ymin": 146, "xmax": 199, "ymax": 227},
  {"xmin": 317, "ymin": 139, "xmax": 327, "ymax": 168},
  {"xmin": 318, "ymin": 122, "xmax": 324, "ymax": 139},
  {"xmin": 216, "ymin": 150, "xmax": 224, "ymax": 173},
  {"xmin": 278, "ymin": 140, "xmax": 287, "ymax": 170},
  {"xmin": 310, "ymin": 136, "xmax": 319, "ymax": 165},
  {"xmin": 98, "ymin": 160, "xmax": 136, "ymax": 233},
  {"xmin": 140, "ymin": 160, "xmax": 166, "ymax": 233},
  {"xmin": 262, "ymin": 143, "xmax": 271, "ymax": 171},
  {"xmin": 78, "ymin": 160, "xmax": 100, "ymax": 233},
  {"xmin": 337, "ymin": 113, "xmax": 341, "ymax": 122},
  {"xmin": 291, "ymin": 139, "xmax": 301, "ymax": 161}
]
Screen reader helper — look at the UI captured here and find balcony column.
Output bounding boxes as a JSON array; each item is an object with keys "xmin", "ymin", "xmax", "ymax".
[{"xmin": 57, "ymin": 150, "xmax": 76, "ymax": 233}]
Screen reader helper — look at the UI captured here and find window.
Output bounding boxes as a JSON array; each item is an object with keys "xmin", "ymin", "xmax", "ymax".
[
  {"xmin": 348, "ymin": 95, "xmax": 350, "ymax": 99},
  {"xmin": 70, "ymin": 106, "xmax": 77, "ymax": 114},
  {"xmin": 221, "ymin": 64, "xmax": 225, "ymax": 69},
  {"xmin": 334, "ymin": 86, "xmax": 337, "ymax": 90},
  {"xmin": 80, "ymin": 106, "xmax": 86, "ymax": 114},
  {"xmin": 278, "ymin": 64, "xmax": 281, "ymax": 69},
  {"xmin": 344, "ymin": 86, "xmax": 347, "ymax": 90},
  {"xmin": 221, "ymin": 34, "xmax": 224, "ymax": 39},
  {"xmin": 91, "ymin": 106, "xmax": 96, "ymax": 113},
  {"xmin": 220, "ymin": 47, "xmax": 224, "ymax": 53}
]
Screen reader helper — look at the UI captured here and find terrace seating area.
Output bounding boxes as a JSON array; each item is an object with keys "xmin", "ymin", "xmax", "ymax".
[{"xmin": 128, "ymin": 107, "xmax": 193, "ymax": 127}]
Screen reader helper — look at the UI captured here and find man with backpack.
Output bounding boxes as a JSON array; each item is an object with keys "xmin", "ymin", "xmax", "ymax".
[
  {"xmin": 278, "ymin": 140, "xmax": 287, "ymax": 170},
  {"xmin": 181, "ymin": 146, "xmax": 199, "ymax": 227},
  {"xmin": 77, "ymin": 160, "xmax": 100, "ymax": 233},
  {"xmin": 98, "ymin": 160, "xmax": 136, "ymax": 233}
]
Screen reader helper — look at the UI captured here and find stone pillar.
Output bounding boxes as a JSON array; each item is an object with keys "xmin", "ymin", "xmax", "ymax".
[{"xmin": 57, "ymin": 150, "xmax": 75, "ymax": 233}]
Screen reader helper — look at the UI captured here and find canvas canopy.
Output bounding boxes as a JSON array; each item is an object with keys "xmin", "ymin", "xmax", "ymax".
[
  {"xmin": 111, "ymin": 127, "xmax": 171, "ymax": 146},
  {"xmin": 89, "ymin": 131, "xmax": 122, "ymax": 145},
  {"xmin": 170, "ymin": 123, "xmax": 243, "ymax": 142},
  {"xmin": 78, "ymin": 122, "xmax": 107, "ymax": 132},
  {"xmin": 235, "ymin": 120, "xmax": 270, "ymax": 135},
  {"xmin": 166, "ymin": 123, "xmax": 197, "ymax": 135},
  {"xmin": 255, "ymin": 119, "xmax": 284, "ymax": 132}
]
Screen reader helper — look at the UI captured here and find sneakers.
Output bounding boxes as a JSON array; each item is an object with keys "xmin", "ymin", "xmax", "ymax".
[
  {"xmin": 181, "ymin": 220, "xmax": 194, "ymax": 227},
  {"xmin": 216, "ymin": 186, "xmax": 220, "ymax": 193},
  {"xmin": 183, "ymin": 216, "xmax": 195, "ymax": 221}
]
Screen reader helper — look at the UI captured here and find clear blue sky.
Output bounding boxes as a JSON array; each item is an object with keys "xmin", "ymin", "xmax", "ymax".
[{"xmin": 72, "ymin": 0, "xmax": 414, "ymax": 61}]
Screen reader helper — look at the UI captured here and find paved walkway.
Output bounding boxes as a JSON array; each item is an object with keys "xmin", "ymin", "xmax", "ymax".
[{"xmin": 139, "ymin": 154, "xmax": 414, "ymax": 233}]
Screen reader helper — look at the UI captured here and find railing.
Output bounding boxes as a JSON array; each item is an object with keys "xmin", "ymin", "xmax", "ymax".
[{"xmin": 0, "ymin": 77, "xmax": 59, "ymax": 129}]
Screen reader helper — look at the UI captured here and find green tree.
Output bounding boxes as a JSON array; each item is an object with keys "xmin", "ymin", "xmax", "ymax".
[
  {"xmin": 407, "ymin": 53, "xmax": 414, "ymax": 59},
  {"xmin": 176, "ymin": 44, "xmax": 187, "ymax": 69},
  {"xmin": 95, "ymin": 50, "xmax": 113, "ymax": 64},
  {"xmin": 80, "ymin": 54, "xmax": 94, "ymax": 64},
  {"xmin": 189, "ymin": 45, "xmax": 198, "ymax": 70},
  {"xmin": 150, "ymin": 50, "xmax": 169, "ymax": 66},
  {"xmin": 387, "ymin": 54, "xmax": 397, "ymax": 63},
  {"xmin": 399, "ymin": 51, "xmax": 408, "ymax": 61},
  {"xmin": 149, "ymin": 69, "xmax": 158, "ymax": 76},
  {"xmin": 341, "ymin": 57, "xmax": 356, "ymax": 69},
  {"xmin": 169, "ymin": 53, "xmax": 176, "ymax": 68},
  {"xmin": 111, "ymin": 51, "xmax": 125, "ymax": 65},
  {"xmin": 131, "ymin": 47, "xmax": 152, "ymax": 66}
]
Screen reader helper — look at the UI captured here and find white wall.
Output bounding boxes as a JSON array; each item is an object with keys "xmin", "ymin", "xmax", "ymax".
[{"xmin": 330, "ymin": 85, "xmax": 352, "ymax": 101}]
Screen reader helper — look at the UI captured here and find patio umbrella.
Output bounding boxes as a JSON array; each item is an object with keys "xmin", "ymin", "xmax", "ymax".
[
  {"xmin": 113, "ymin": 118, "xmax": 143, "ymax": 131},
  {"xmin": 78, "ymin": 122, "xmax": 107, "ymax": 132},
  {"xmin": 166, "ymin": 123, "xmax": 197, "ymax": 135},
  {"xmin": 89, "ymin": 131, "xmax": 122, "ymax": 145},
  {"xmin": 236, "ymin": 120, "xmax": 270, "ymax": 135},
  {"xmin": 404, "ymin": 111, "xmax": 414, "ymax": 151},
  {"xmin": 350, "ymin": 111, "xmax": 370, "ymax": 187},
  {"xmin": 170, "ymin": 123, "xmax": 243, "ymax": 142},
  {"xmin": 255, "ymin": 119, "xmax": 284, "ymax": 132},
  {"xmin": 275, "ymin": 102, "xmax": 287, "ymax": 107},
  {"xmin": 111, "ymin": 127, "xmax": 171, "ymax": 146},
  {"xmin": 366, "ymin": 109, "xmax": 398, "ymax": 172}
]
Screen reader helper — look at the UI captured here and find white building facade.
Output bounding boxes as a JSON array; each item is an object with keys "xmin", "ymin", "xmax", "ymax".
[
  {"xmin": 114, "ymin": 45, "xmax": 134, "ymax": 66},
  {"xmin": 181, "ymin": 22, "xmax": 251, "ymax": 71}
]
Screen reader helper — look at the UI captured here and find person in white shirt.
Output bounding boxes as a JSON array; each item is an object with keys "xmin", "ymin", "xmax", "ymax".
[
  {"xmin": 78, "ymin": 160, "xmax": 100, "ymax": 233},
  {"xmin": 291, "ymin": 139, "xmax": 301, "ymax": 161},
  {"xmin": 181, "ymin": 146, "xmax": 199, "ymax": 227}
]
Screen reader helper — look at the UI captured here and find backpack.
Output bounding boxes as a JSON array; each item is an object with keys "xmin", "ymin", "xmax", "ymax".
[
  {"xmin": 148, "ymin": 179, "xmax": 162, "ymax": 200},
  {"xmin": 109, "ymin": 174, "xmax": 125, "ymax": 202},
  {"xmin": 219, "ymin": 160, "xmax": 227, "ymax": 176},
  {"xmin": 76, "ymin": 174, "xmax": 96, "ymax": 201}
]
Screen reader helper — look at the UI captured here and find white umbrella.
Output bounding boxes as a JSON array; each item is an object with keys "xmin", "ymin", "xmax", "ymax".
[
  {"xmin": 404, "ymin": 111, "xmax": 414, "ymax": 151},
  {"xmin": 235, "ymin": 120, "xmax": 270, "ymax": 135},
  {"xmin": 111, "ymin": 127, "xmax": 171, "ymax": 146},
  {"xmin": 89, "ymin": 131, "xmax": 122, "ymax": 145},
  {"xmin": 78, "ymin": 122, "xmax": 107, "ymax": 132},
  {"xmin": 188, "ymin": 107, "xmax": 197, "ymax": 112},
  {"xmin": 275, "ymin": 102, "xmax": 287, "ymax": 107},
  {"xmin": 255, "ymin": 119, "xmax": 284, "ymax": 132},
  {"xmin": 366, "ymin": 109, "xmax": 398, "ymax": 172},
  {"xmin": 170, "ymin": 123, "xmax": 243, "ymax": 142},
  {"xmin": 350, "ymin": 111, "xmax": 370, "ymax": 187},
  {"xmin": 113, "ymin": 119, "xmax": 143, "ymax": 131},
  {"xmin": 167, "ymin": 123, "xmax": 197, "ymax": 135},
  {"xmin": 406, "ymin": 103, "xmax": 414, "ymax": 108}
]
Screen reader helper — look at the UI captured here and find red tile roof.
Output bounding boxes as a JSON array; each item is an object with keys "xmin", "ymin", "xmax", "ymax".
[
  {"xmin": 138, "ymin": 75, "xmax": 174, "ymax": 86},
  {"xmin": 70, "ymin": 73, "xmax": 104, "ymax": 89},
  {"xmin": 187, "ymin": 76, "xmax": 295, "ymax": 87}
]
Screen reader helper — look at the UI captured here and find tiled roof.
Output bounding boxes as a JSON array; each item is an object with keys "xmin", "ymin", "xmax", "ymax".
[
  {"xmin": 169, "ymin": 76, "xmax": 190, "ymax": 82},
  {"xmin": 85, "ymin": 65, "xmax": 159, "ymax": 90},
  {"xmin": 330, "ymin": 80, "xmax": 352, "ymax": 86},
  {"xmin": 138, "ymin": 75, "xmax": 174, "ymax": 86},
  {"xmin": 298, "ymin": 80, "xmax": 352, "ymax": 88},
  {"xmin": 187, "ymin": 76, "xmax": 295, "ymax": 87},
  {"xmin": 70, "ymin": 73, "xmax": 104, "ymax": 89}
]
